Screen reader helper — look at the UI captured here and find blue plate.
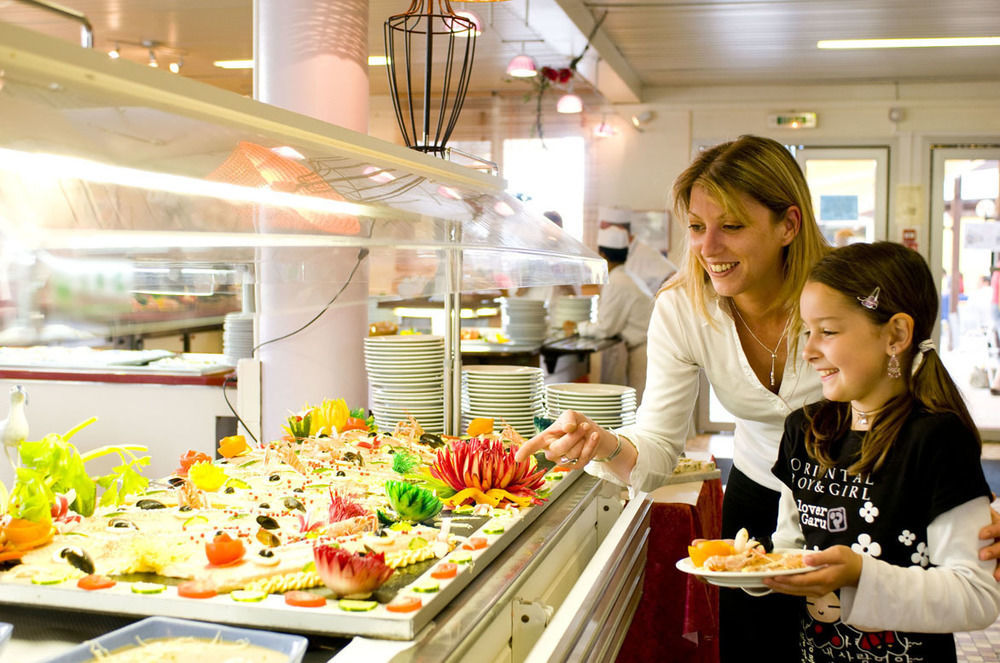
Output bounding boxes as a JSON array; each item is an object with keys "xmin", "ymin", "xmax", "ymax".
[
  {"xmin": 0, "ymin": 622, "xmax": 11, "ymax": 654},
  {"xmin": 41, "ymin": 616, "xmax": 307, "ymax": 662}
]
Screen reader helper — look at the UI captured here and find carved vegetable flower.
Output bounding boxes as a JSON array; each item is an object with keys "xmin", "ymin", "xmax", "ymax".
[
  {"xmin": 385, "ymin": 480, "xmax": 442, "ymax": 522},
  {"xmin": 313, "ymin": 544, "xmax": 394, "ymax": 599},
  {"xmin": 430, "ymin": 438, "xmax": 547, "ymax": 508}
]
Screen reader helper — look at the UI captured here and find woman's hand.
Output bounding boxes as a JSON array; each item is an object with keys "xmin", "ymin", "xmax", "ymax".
[
  {"xmin": 514, "ymin": 409, "xmax": 607, "ymax": 467},
  {"xmin": 978, "ymin": 506, "xmax": 1000, "ymax": 581},
  {"xmin": 763, "ymin": 545, "xmax": 862, "ymax": 598}
]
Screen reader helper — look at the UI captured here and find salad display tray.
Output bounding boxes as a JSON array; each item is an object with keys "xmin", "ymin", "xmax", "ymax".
[{"xmin": 0, "ymin": 470, "xmax": 580, "ymax": 641}]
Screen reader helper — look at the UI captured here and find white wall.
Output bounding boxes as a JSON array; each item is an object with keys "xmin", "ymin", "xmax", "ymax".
[{"xmin": 371, "ymin": 80, "xmax": 1000, "ymax": 268}]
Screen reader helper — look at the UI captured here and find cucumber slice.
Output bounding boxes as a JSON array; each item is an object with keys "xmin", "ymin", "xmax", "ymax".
[
  {"xmin": 408, "ymin": 536, "xmax": 428, "ymax": 550},
  {"xmin": 32, "ymin": 573, "xmax": 69, "ymax": 585},
  {"xmin": 231, "ymin": 589, "xmax": 268, "ymax": 603},
  {"xmin": 482, "ymin": 525, "xmax": 505, "ymax": 535},
  {"xmin": 338, "ymin": 599, "xmax": 378, "ymax": 612},
  {"xmin": 412, "ymin": 582, "xmax": 440, "ymax": 594},
  {"xmin": 131, "ymin": 582, "xmax": 166, "ymax": 594},
  {"xmin": 451, "ymin": 552, "xmax": 473, "ymax": 565}
]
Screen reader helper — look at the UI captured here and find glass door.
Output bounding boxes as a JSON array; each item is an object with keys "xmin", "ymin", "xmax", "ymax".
[
  {"xmin": 929, "ymin": 146, "xmax": 1000, "ymax": 436},
  {"xmin": 795, "ymin": 147, "xmax": 889, "ymax": 245}
]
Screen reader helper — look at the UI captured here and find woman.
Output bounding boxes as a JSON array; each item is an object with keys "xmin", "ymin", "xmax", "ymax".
[{"xmin": 517, "ymin": 134, "xmax": 1000, "ymax": 659}]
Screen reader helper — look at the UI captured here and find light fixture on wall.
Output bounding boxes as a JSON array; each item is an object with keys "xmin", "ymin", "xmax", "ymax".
[
  {"xmin": 631, "ymin": 110, "xmax": 654, "ymax": 131},
  {"xmin": 107, "ymin": 43, "xmax": 120, "ymax": 59},
  {"xmin": 169, "ymin": 58, "xmax": 183, "ymax": 74},
  {"xmin": 506, "ymin": 42, "xmax": 538, "ymax": 78}
]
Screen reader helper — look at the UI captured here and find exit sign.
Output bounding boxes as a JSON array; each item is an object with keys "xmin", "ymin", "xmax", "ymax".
[{"xmin": 767, "ymin": 112, "xmax": 818, "ymax": 129}]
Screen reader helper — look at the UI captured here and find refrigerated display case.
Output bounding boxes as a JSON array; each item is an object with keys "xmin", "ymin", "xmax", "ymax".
[{"xmin": 0, "ymin": 22, "xmax": 645, "ymax": 662}]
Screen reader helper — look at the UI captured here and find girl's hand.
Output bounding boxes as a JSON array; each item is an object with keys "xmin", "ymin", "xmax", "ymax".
[
  {"xmin": 514, "ymin": 410, "xmax": 605, "ymax": 468},
  {"xmin": 977, "ymin": 506, "xmax": 1000, "ymax": 582},
  {"xmin": 763, "ymin": 545, "xmax": 862, "ymax": 598}
]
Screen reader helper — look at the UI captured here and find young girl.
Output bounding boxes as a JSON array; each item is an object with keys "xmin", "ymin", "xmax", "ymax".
[{"xmin": 765, "ymin": 241, "xmax": 1000, "ymax": 662}]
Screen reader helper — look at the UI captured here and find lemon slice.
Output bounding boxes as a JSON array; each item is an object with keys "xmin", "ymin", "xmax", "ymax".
[
  {"xmin": 224, "ymin": 478, "xmax": 251, "ymax": 490},
  {"xmin": 231, "ymin": 589, "xmax": 268, "ymax": 602},
  {"xmin": 338, "ymin": 599, "xmax": 378, "ymax": 612},
  {"xmin": 182, "ymin": 515, "xmax": 209, "ymax": 530}
]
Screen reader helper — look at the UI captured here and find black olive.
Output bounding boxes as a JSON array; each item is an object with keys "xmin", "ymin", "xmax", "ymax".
[
  {"xmin": 224, "ymin": 486, "xmax": 235, "ymax": 494},
  {"xmin": 268, "ymin": 473, "xmax": 281, "ymax": 482},
  {"xmin": 387, "ymin": 448, "xmax": 395, "ymax": 454},
  {"xmin": 256, "ymin": 515, "xmax": 280, "ymax": 529},
  {"xmin": 336, "ymin": 470, "xmax": 346, "ymax": 477},
  {"xmin": 135, "ymin": 499, "xmax": 166, "ymax": 510},
  {"xmin": 258, "ymin": 502, "xmax": 270, "ymax": 509},
  {"xmin": 258, "ymin": 549, "xmax": 274, "ymax": 558},
  {"xmin": 178, "ymin": 505, "xmax": 193, "ymax": 512},
  {"xmin": 167, "ymin": 477, "xmax": 185, "ymax": 488}
]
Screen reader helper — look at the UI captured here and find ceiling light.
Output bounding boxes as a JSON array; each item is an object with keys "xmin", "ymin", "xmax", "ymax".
[
  {"xmin": 506, "ymin": 43, "xmax": 537, "ymax": 78},
  {"xmin": 631, "ymin": 110, "xmax": 655, "ymax": 131},
  {"xmin": 214, "ymin": 59, "xmax": 253, "ymax": 69},
  {"xmin": 368, "ymin": 55, "xmax": 390, "ymax": 66},
  {"xmin": 108, "ymin": 44, "xmax": 120, "ymax": 59},
  {"xmin": 147, "ymin": 49, "xmax": 158, "ymax": 68},
  {"xmin": 556, "ymin": 92, "xmax": 583, "ymax": 114},
  {"xmin": 169, "ymin": 58, "xmax": 183, "ymax": 74},
  {"xmin": 451, "ymin": 11, "xmax": 482, "ymax": 38},
  {"xmin": 818, "ymin": 36, "xmax": 1000, "ymax": 49}
]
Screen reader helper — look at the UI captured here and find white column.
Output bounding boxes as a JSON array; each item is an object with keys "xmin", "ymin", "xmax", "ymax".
[{"xmin": 253, "ymin": 0, "xmax": 370, "ymax": 441}]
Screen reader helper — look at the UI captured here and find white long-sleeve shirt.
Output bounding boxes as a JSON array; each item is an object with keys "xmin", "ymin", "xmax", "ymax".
[
  {"xmin": 586, "ymin": 285, "xmax": 822, "ymax": 493},
  {"xmin": 774, "ymin": 489, "xmax": 1000, "ymax": 632},
  {"xmin": 576, "ymin": 264, "xmax": 653, "ymax": 349}
]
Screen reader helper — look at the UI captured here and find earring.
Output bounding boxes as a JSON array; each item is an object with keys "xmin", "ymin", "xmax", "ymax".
[{"xmin": 887, "ymin": 350, "xmax": 901, "ymax": 379}]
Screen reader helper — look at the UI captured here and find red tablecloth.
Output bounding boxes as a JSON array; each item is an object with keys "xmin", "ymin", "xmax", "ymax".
[{"xmin": 616, "ymin": 478, "xmax": 723, "ymax": 663}]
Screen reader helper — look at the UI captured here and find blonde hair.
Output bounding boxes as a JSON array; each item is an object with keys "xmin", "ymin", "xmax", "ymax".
[{"xmin": 665, "ymin": 136, "xmax": 829, "ymax": 340}]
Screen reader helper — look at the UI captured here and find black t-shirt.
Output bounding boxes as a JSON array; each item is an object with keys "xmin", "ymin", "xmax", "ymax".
[{"xmin": 772, "ymin": 406, "xmax": 992, "ymax": 663}]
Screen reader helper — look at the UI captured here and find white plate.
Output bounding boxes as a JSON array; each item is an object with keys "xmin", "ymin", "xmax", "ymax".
[
  {"xmin": 546, "ymin": 383, "xmax": 636, "ymax": 397},
  {"xmin": 674, "ymin": 550, "xmax": 820, "ymax": 589},
  {"xmin": 463, "ymin": 365, "xmax": 543, "ymax": 376}
]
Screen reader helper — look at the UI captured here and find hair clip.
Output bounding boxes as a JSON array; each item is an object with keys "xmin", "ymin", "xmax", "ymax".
[{"xmin": 858, "ymin": 286, "xmax": 880, "ymax": 310}]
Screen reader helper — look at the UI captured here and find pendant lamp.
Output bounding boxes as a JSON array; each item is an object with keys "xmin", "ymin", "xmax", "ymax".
[
  {"xmin": 384, "ymin": 0, "xmax": 506, "ymax": 156},
  {"xmin": 556, "ymin": 91, "xmax": 582, "ymax": 114}
]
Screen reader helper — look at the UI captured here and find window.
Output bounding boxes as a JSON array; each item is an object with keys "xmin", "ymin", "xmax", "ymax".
[{"xmin": 502, "ymin": 137, "xmax": 585, "ymax": 240}]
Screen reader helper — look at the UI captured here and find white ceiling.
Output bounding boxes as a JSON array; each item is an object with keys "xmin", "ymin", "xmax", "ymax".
[{"xmin": 3, "ymin": 0, "xmax": 1000, "ymax": 104}]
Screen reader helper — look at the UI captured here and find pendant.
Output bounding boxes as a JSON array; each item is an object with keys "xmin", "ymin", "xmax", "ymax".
[{"xmin": 769, "ymin": 352, "xmax": 776, "ymax": 387}]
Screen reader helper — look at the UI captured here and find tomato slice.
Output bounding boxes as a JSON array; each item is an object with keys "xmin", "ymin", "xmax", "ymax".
[
  {"xmin": 462, "ymin": 536, "xmax": 487, "ymax": 551},
  {"xmin": 284, "ymin": 591, "xmax": 326, "ymax": 608},
  {"xmin": 386, "ymin": 596, "xmax": 422, "ymax": 613},
  {"xmin": 430, "ymin": 563, "xmax": 458, "ymax": 580},
  {"xmin": 177, "ymin": 579, "xmax": 218, "ymax": 599},
  {"xmin": 205, "ymin": 532, "xmax": 246, "ymax": 566},
  {"xmin": 77, "ymin": 574, "xmax": 116, "ymax": 591}
]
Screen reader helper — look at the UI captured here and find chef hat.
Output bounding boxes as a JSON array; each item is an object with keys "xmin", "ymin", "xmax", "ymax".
[
  {"xmin": 598, "ymin": 206, "xmax": 631, "ymax": 225},
  {"xmin": 597, "ymin": 224, "xmax": 630, "ymax": 250}
]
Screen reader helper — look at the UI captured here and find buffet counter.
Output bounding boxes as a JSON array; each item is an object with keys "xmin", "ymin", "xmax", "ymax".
[{"xmin": 0, "ymin": 475, "xmax": 651, "ymax": 663}]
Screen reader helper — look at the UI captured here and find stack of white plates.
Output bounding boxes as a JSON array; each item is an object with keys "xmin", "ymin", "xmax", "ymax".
[
  {"xmin": 223, "ymin": 312, "xmax": 255, "ymax": 362},
  {"xmin": 461, "ymin": 365, "xmax": 545, "ymax": 438},
  {"xmin": 545, "ymin": 382, "xmax": 637, "ymax": 428},
  {"xmin": 500, "ymin": 298, "xmax": 548, "ymax": 344},
  {"xmin": 551, "ymin": 295, "xmax": 596, "ymax": 330},
  {"xmin": 364, "ymin": 335, "xmax": 445, "ymax": 433}
]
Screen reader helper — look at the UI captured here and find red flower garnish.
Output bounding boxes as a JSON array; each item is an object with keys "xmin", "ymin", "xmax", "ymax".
[
  {"xmin": 541, "ymin": 66, "xmax": 559, "ymax": 82},
  {"xmin": 313, "ymin": 544, "xmax": 394, "ymax": 598},
  {"xmin": 558, "ymin": 68, "xmax": 572, "ymax": 83},
  {"xmin": 327, "ymin": 490, "xmax": 368, "ymax": 523},
  {"xmin": 430, "ymin": 437, "xmax": 547, "ymax": 506}
]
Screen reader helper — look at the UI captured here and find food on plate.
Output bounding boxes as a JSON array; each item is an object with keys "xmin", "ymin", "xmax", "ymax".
[
  {"xmin": 688, "ymin": 528, "xmax": 808, "ymax": 573},
  {"xmin": 86, "ymin": 635, "xmax": 287, "ymax": 662}
]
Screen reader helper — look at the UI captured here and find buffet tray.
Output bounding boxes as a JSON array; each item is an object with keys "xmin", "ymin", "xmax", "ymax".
[{"xmin": 0, "ymin": 470, "xmax": 581, "ymax": 641}]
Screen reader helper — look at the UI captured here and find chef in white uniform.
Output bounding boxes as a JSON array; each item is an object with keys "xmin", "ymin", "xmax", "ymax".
[{"xmin": 572, "ymin": 210, "xmax": 655, "ymax": 401}]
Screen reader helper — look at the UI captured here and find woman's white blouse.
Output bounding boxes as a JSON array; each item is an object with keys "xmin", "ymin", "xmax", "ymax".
[{"xmin": 586, "ymin": 285, "xmax": 823, "ymax": 493}]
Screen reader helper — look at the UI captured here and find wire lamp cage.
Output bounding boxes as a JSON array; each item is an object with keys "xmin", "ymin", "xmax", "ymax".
[{"xmin": 385, "ymin": 1, "xmax": 493, "ymax": 156}]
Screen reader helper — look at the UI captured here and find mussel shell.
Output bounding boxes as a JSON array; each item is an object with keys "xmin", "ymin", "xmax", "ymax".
[
  {"xmin": 167, "ymin": 477, "xmax": 186, "ymax": 488},
  {"xmin": 256, "ymin": 527, "xmax": 281, "ymax": 547},
  {"xmin": 283, "ymin": 497, "xmax": 305, "ymax": 512},
  {"xmin": 108, "ymin": 518, "xmax": 138, "ymax": 529},
  {"xmin": 419, "ymin": 433, "xmax": 444, "ymax": 449},
  {"xmin": 135, "ymin": 499, "xmax": 167, "ymax": 510},
  {"xmin": 59, "ymin": 547, "xmax": 95, "ymax": 575},
  {"xmin": 342, "ymin": 452, "xmax": 365, "ymax": 467},
  {"xmin": 255, "ymin": 515, "xmax": 280, "ymax": 530}
]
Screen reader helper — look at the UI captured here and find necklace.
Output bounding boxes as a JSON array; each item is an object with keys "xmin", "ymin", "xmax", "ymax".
[
  {"xmin": 732, "ymin": 305, "xmax": 791, "ymax": 388},
  {"xmin": 852, "ymin": 405, "xmax": 880, "ymax": 427}
]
